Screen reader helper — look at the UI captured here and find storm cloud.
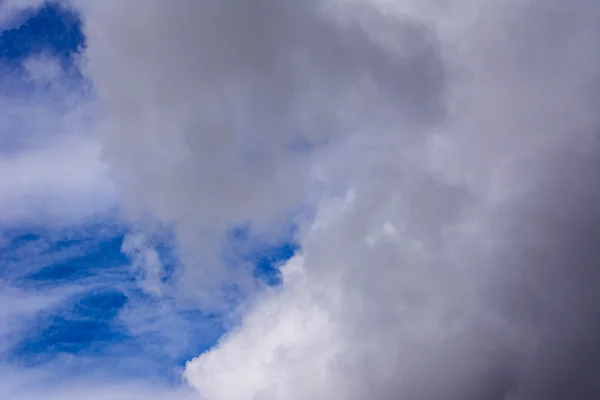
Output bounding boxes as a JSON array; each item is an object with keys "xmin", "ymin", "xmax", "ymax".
[{"xmin": 74, "ymin": 0, "xmax": 600, "ymax": 398}]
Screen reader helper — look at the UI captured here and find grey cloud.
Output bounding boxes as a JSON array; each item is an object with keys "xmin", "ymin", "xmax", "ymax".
[
  {"xmin": 73, "ymin": 0, "xmax": 600, "ymax": 398},
  {"xmin": 77, "ymin": 0, "xmax": 447, "ymax": 301}
]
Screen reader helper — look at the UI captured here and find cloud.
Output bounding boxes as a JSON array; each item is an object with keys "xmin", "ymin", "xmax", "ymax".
[
  {"xmin": 0, "ymin": 50, "xmax": 116, "ymax": 227},
  {"xmin": 0, "ymin": 135, "xmax": 116, "ymax": 226},
  {"xmin": 77, "ymin": 0, "xmax": 446, "ymax": 305},
  {"xmin": 0, "ymin": 0, "xmax": 47, "ymax": 30},
  {"xmin": 121, "ymin": 232, "xmax": 164, "ymax": 296},
  {"xmin": 72, "ymin": 0, "xmax": 600, "ymax": 399},
  {"xmin": 0, "ymin": 365, "xmax": 198, "ymax": 400}
]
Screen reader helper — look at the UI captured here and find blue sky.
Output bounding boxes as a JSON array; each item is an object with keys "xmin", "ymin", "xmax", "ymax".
[{"xmin": 0, "ymin": 2, "xmax": 296, "ymax": 394}]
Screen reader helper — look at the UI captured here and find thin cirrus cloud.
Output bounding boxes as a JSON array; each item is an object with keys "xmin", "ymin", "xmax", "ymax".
[
  {"xmin": 0, "ymin": 223, "xmax": 227, "ymax": 398},
  {"xmin": 3, "ymin": 0, "xmax": 600, "ymax": 399}
]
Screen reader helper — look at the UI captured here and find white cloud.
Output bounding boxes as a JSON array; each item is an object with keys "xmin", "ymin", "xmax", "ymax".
[
  {"xmin": 185, "ymin": 255, "xmax": 344, "ymax": 400},
  {"xmin": 121, "ymin": 232, "xmax": 164, "ymax": 296},
  {"xmin": 0, "ymin": 135, "xmax": 116, "ymax": 226}
]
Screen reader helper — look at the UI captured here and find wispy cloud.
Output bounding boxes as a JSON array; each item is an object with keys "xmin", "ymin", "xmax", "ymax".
[{"xmin": 0, "ymin": 223, "xmax": 221, "ymax": 398}]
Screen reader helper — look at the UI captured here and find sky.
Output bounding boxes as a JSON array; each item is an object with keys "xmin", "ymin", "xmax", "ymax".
[{"xmin": 1, "ymin": 0, "xmax": 600, "ymax": 399}]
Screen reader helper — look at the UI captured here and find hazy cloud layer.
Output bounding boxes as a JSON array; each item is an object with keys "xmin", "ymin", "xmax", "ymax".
[
  {"xmin": 0, "ymin": 36, "xmax": 115, "ymax": 226},
  {"xmin": 75, "ymin": 0, "xmax": 600, "ymax": 399}
]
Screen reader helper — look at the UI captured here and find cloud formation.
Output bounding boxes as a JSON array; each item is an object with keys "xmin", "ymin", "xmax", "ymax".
[
  {"xmin": 77, "ymin": 0, "xmax": 448, "ymax": 302},
  {"xmin": 74, "ymin": 0, "xmax": 600, "ymax": 398}
]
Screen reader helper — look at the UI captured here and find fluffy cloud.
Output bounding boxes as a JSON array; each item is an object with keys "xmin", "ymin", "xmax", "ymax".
[{"xmin": 75, "ymin": 0, "xmax": 600, "ymax": 399}]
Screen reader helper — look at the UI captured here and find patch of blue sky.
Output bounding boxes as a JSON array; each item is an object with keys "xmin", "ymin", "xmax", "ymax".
[
  {"xmin": 11, "ymin": 290, "xmax": 130, "ymax": 363},
  {"xmin": 0, "ymin": 2, "xmax": 84, "ymax": 64},
  {"xmin": 2, "ymin": 229, "xmax": 129, "ymax": 350},
  {"xmin": 0, "ymin": 2, "xmax": 85, "ymax": 100},
  {"xmin": 20, "ymin": 243, "xmax": 129, "ymax": 294},
  {"xmin": 226, "ymin": 221, "xmax": 299, "ymax": 286},
  {"xmin": 0, "ymin": 221, "xmax": 229, "ymax": 383},
  {"xmin": 0, "ymin": 226, "xmax": 194, "ymax": 383},
  {"xmin": 0, "ymin": 220, "xmax": 125, "ymax": 279}
]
